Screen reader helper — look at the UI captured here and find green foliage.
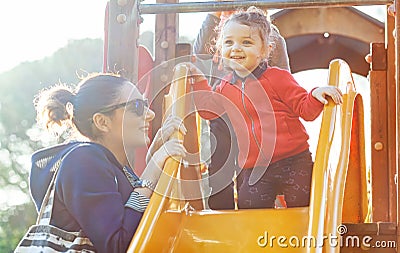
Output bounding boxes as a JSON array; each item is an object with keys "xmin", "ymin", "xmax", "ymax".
[
  {"xmin": 0, "ymin": 38, "xmax": 103, "ymax": 137},
  {"xmin": 0, "ymin": 38, "xmax": 103, "ymax": 252},
  {"xmin": 0, "ymin": 203, "xmax": 37, "ymax": 253}
]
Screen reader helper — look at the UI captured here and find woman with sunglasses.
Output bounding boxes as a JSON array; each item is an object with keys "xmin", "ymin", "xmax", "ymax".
[{"xmin": 30, "ymin": 73, "xmax": 186, "ymax": 253}]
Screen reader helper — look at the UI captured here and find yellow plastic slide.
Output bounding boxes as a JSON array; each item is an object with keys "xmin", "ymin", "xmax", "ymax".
[{"xmin": 127, "ymin": 59, "xmax": 367, "ymax": 253}]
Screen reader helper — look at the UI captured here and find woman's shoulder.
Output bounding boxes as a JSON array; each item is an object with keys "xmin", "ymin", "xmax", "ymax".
[
  {"xmin": 53, "ymin": 142, "xmax": 121, "ymax": 196},
  {"xmin": 63, "ymin": 142, "xmax": 117, "ymax": 165},
  {"xmin": 59, "ymin": 142, "xmax": 121, "ymax": 176},
  {"xmin": 31, "ymin": 142, "xmax": 79, "ymax": 163},
  {"xmin": 67, "ymin": 142, "xmax": 106, "ymax": 154}
]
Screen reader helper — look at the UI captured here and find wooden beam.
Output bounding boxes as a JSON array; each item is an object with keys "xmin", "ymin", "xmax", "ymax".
[{"xmin": 273, "ymin": 8, "xmax": 384, "ymax": 45}]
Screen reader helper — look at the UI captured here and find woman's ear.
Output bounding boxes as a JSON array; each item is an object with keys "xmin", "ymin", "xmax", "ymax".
[{"xmin": 92, "ymin": 113, "xmax": 112, "ymax": 133}]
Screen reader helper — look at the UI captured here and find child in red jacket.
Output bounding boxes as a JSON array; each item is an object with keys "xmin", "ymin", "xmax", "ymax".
[{"xmin": 186, "ymin": 7, "xmax": 342, "ymax": 209}]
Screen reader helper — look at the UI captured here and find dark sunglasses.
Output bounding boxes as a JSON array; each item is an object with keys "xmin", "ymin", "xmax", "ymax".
[{"xmin": 97, "ymin": 98, "xmax": 149, "ymax": 116}]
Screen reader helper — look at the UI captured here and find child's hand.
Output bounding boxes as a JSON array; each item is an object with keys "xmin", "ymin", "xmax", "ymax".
[
  {"xmin": 176, "ymin": 62, "xmax": 207, "ymax": 83},
  {"xmin": 312, "ymin": 86, "xmax": 343, "ymax": 105}
]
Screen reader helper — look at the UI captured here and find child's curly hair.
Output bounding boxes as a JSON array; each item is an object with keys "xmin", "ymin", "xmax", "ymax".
[{"xmin": 215, "ymin": 6, "xmax": 272, "ymax": 59}]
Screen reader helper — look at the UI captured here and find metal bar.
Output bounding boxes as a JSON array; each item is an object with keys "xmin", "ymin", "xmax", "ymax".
[{"xmin": 140, "ymin": 0, "xmax": 392, "ymax": 14}]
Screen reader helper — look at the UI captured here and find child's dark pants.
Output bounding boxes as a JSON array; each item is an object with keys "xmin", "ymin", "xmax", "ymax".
[{"xmin": 238, "ymin": 150, "xmax": 313, "ymax": 209}]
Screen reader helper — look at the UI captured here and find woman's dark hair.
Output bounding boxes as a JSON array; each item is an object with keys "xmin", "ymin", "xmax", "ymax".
[{"xmin": 34, "ymin": 73, "xmax": 131, "ymax": 139}]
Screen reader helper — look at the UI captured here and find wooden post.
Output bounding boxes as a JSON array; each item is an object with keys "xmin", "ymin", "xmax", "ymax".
[
  {"xmin": 386, "ymin": 4, "xmax": 398, "ymax": 223},
  {"xmin": 150, "ymin": 0, "xmax": 178, "ymax": 139},
  {"xmin": 106, "ymin": 0, "xmax": 139, "ymax": 83},
  {"xmin": 370, "ymin": 43, "xmax": 390, "ymax": 222}
]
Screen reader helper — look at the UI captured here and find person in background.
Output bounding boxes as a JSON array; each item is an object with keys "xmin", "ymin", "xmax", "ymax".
[
  {"xmin": 30, "ymin": 73, "xmax": 186, "ymax": 253},
  {"xmin": 366, "ymin": 3, "xmax": 396, "ymax": 64},
  {"xmin": 193, "ymin": 3, "xmax": 290, "ymax": 209},
  {"xmin": 188, "ymin": 7, "xmax": 342, "ymax": 209}
]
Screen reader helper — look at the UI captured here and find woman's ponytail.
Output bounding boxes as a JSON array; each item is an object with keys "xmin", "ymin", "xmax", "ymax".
[{"xmin": 34, "ymin": 84, "xmax": 75, "ymax": 137}]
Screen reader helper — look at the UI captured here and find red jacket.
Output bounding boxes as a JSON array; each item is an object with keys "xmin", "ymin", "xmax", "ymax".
[{"xmin": 193, "ymin": 66, "xmax": 323, "ymax": 169}]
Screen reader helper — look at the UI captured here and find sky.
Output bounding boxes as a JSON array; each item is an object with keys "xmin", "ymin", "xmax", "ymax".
[
  {"xmin": 0, "ymin": 0, "xmax": 206, "ymax": 74},
  {"xmin": 0, "ymin": 0, "xmax": 108, "ymax": 73},
  {"xmin": 0, "ymin": 1, "xmax": 385, "ymax": 74}
]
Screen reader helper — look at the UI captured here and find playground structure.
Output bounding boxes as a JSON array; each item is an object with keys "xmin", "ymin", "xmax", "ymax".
[{"xmin": 103, "ymin": 0, "xmax": 400, "ymax": 252}]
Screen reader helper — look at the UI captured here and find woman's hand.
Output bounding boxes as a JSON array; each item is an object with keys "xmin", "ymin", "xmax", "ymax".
[
  {"xmin": 139, "ymin": 137, "xmax": 186, "ymax": 197},
  {"xmin": 146, "ymin": 115, "xmax": 186, "ymax": 164},
  {"xmin": 312, "ymin": 86, "xmax": 343, "ymax": 105},
  {"xmin": 152, "ymin": 138, "xmax": 186, "ymax": 168},
  {"xmin": 140, "ymin": 116, "xmax": 187, "ymax": 198},
  {"xmin": 142, "ymin": 138, "xmax": 186, "ymax": 186}
]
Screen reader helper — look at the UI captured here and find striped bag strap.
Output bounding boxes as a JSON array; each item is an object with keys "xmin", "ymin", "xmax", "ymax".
[{"xmin": 36, "ymin": 143, "xmax": 81, "ymax": 225}]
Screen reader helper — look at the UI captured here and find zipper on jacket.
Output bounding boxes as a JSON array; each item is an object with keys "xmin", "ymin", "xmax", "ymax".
[{"xmin": 240, "ymin": 80, "xmax": 268, "ymax": 164}]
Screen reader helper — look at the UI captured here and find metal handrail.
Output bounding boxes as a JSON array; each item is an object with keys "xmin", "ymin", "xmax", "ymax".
[{"xmin": 140, "ymin": 0, "xmax": 392, "ymax": 14}]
